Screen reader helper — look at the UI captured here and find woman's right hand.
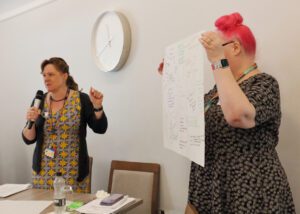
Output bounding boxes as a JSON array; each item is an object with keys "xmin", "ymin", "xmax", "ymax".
[
  {"xmin": 157, "ymin": 59, "xmax": 164, "ymax": 75},
  {"xmin": 26, "ymin": 107, "xmax": 40, "ymax": 124},
  {"xmin": 199, "ymin": 31, "xmax": 225, "ymax": 63}
]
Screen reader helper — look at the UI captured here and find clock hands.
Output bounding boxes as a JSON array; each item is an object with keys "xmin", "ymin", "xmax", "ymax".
[
  {"xmin": 97, "ymin": 36, "xmax": 114, "ymax": 57},
  {"xmin": 106, "ymin": 24, "xmax": 111, "ymax": 47}
]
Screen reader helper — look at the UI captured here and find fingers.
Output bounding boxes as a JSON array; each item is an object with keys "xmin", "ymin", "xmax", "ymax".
[
  {"xmin": 90, "ymin": 87, "xmax": 104, "ymax": 110},
  {"xmin": 199, "ymin": 37, "xmax": 211, "ymax": 49},
  {"xmin": 90, "ymin": 87, "xmax": 103, "ymax": 100},
  {"xmin": 26, "ymin": 107, "xmax": 40, "ymax": 121},
  {"xmin": 200, "ymin": 32, "xmax": 214, "ymax": 48},
  {"xmin": 157, "ymin": 58, "xmax": 164, "ymax": 75},
  {"xmin": 199, "ymin": 31, "xmax": 222, "ymax": 49},
  {"xmin": 158, "ymin": 62, "xmax": 164, "ymax": 75}
]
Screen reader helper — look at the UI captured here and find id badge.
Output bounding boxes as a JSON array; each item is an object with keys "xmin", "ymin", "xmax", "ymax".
[{"xmin": 45, "ymin": 148, "xmax": 55, "ymax": 158}]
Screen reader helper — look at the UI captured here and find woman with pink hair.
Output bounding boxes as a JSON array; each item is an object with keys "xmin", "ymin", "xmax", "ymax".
[{"xmin": 159, "ymin": 12, "xmax": 295, "ymax": 213}]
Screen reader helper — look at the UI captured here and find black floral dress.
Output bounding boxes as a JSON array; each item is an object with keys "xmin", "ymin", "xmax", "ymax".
[{"xmin": 188, "ymin": 73, "xmax": 295, "ymax": 213}]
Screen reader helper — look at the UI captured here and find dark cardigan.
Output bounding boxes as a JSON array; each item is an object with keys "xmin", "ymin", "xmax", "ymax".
[{"xmin": 22, "ymin": 92, "xmax": 108, "ymax": 182}]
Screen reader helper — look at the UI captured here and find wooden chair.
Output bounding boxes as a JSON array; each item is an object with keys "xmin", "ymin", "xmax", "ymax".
[{"xmin": 108, "ymin": 160, "xmax": 160, "ymax": 214}]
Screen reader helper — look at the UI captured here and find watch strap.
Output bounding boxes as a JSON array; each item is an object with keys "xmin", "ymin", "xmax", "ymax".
[
  {"xmin": 211, "ymin": 59, "xmax": 229, "ymax": 70},
  {"xmin": 94, "ymin": 106, "xmax": 103, "ymax": 112}
]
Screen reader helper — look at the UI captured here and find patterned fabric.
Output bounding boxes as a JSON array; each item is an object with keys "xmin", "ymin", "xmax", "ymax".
[
  {"xmin": 32, "ymin": 91, "xmax": 90, "ymax": 193},
  {"xmin": 188, "ymin": 73, "xmax": 295, "ymax": 213}
]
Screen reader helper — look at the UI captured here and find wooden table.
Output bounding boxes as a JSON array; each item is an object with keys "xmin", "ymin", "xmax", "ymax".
[{"xmin": 4, "ymin": 188, "xmax": 142, "ymax": 213}]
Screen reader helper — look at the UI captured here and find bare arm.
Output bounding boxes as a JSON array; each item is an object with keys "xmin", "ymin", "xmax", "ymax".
[
  {"xmin": 200, "ymin": 31, "xmax": 256, "ymax": 128},
  {"xmin": 212, "ymin": 67, "xmax": 255, "ymax": 128}
]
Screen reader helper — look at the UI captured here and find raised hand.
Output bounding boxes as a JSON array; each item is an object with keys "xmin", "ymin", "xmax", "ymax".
[
  {"xmin": 199, "ymin": 31, "xmax": 225, "ymax": 63},
  {"xmin": 89, "ymin": 87, "xmax": 104, "ymax": 109}
]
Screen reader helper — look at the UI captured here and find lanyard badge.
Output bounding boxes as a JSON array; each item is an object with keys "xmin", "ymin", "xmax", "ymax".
[
  {"xmin": 45, "ymin": 148, "xmax": 55, "ymax": 158},
  {"xmin": 45, "ymin": 144, "xmax": 57, "ymax": 159}
]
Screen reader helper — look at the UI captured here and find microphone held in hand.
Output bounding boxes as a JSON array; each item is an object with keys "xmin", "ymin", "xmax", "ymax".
[{"xmin": 27, "ymin": 90, "xmax": 44, "ymax": 129}]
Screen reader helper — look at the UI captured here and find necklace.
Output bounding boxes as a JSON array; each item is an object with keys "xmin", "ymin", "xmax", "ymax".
[
  {"xmin": 50, "ymin": 88, "xmax": 70, "ymax": 102},
  {"xmin": 204, "ymin": 63, "xmax": 258, "ymax": 113},
  {"xmin": 49, "ymin": 88, "xmax": 70, "ymax": 133}
]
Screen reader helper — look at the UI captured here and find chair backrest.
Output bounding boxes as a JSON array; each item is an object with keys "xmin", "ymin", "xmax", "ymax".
[
  {"xmin": 86, "ymin": 156, "xmax": 93, "ymax": 193},
  {"xmin": 108, "ymin": 160, "xmax": 160, "ymax": 214}
]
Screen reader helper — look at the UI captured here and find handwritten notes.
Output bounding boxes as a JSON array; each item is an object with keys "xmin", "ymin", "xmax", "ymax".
[{"xmin": 163, "ymin": 32, "xmax": 205, "ymax": 166}]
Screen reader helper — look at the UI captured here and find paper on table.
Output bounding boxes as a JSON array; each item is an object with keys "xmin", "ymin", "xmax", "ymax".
[
  {"xmin": 76, "ymin": 196, "xmax": 135, "ymax": 214},
  {"xmin": 0, "ymin": 200, "xmax": 52, "ymax": 214},
  {"xmin": 0, "ymin": 183, "xmax": 32, "ymax": 197}
]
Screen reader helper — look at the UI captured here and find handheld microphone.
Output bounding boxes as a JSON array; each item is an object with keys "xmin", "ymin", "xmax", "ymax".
[{"xmin": 27, "ymin": 90, "xmax": 44, "ymax": 129}]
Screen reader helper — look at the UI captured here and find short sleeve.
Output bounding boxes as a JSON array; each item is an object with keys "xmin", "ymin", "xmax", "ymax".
[{"xmin": 243, "ymin": 74, "xmax": 281, "ymax": 126}]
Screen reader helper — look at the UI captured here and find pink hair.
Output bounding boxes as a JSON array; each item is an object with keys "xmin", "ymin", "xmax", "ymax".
[{"xmin": 215, "ymin": 12, "xmax": 256, "ymax": 56}]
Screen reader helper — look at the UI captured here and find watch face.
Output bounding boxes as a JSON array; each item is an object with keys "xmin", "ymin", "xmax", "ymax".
[{"xmin": 91, "ymin": 11, "xmax": 131, "ymax": 72}]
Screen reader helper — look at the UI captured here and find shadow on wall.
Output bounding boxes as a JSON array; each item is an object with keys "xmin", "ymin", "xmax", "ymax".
[{"xmin": 278, "ymin": 110, "xmax": 300, "ymax": 211}]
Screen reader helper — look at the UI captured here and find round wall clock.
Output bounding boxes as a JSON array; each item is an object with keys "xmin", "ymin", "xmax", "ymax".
[{"xmin": 91, "ymin": 11, "xmax": 131, "ymax": 72}]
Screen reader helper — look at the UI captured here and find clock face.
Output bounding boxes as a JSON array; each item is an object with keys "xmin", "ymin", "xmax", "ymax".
[{"xmin": 91, "ymin": 11, "xmax": 131, "ymax": 72}]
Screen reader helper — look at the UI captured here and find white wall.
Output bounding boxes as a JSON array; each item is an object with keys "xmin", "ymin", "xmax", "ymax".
[
  {"xmin": 0, "ymin": 0, "xmax": 35, "ymax": 14},
  {"xmin": 0, "ymin": 0, "xmax": 299, "ymax": 212}
]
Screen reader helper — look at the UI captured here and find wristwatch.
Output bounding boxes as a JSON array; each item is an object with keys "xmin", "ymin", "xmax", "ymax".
[
  {"xmin": 211, "ymin": 59, "xmax": 229, "ymax": 70},
  {"xmin": 94, "ymin": 106, "xmax": 103, "ymax": 112}
]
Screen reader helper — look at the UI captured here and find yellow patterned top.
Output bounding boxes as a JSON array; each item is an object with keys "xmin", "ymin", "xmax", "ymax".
[{"xmin": 32, "ymin": 91, "xmax": 89, "ymax": 193}]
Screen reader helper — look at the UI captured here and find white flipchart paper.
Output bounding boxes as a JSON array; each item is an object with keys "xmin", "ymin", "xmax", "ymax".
[{"xmin": 163, "ymin": 32, "xmax": 205, "ymax": 166}]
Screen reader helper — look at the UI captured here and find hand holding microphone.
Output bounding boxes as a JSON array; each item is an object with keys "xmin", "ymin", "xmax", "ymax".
[
  {"xmin": 26, "ymin": 107, "xmax": 40, "ymax": 127},
  {"xmin": 26, "ymin": 90, "xmax": 44, "ymax": 129}
]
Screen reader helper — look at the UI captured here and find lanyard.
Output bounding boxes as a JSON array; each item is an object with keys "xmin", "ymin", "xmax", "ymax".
[
  {"xmin": 236, "ymin": 63, "xmax": 258, "ymax": 82},
  {"xmin": 47, "ymin": 89, "xmax": 70, "ymax": 152},
  {"xmin": 204, "ymin": 63, "xmax": 258, "ymax": 113}
]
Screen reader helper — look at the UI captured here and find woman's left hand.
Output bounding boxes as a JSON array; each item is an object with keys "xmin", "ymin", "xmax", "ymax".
[
  {"xmin": 89, "ymin": 87, "xmax": 104, "ymax": 109},
  {"xmin": 157, "ymin": 59, "xmax": 164, "ymax": 75},
  {"xmin": 199, "ymin": 31, "xmax": 225, "ymax": 63}
]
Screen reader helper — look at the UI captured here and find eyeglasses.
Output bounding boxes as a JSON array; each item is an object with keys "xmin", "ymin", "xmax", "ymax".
[{"xmin": 222, "ymin": 40, "xmax": 235, "ymax": 46}]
